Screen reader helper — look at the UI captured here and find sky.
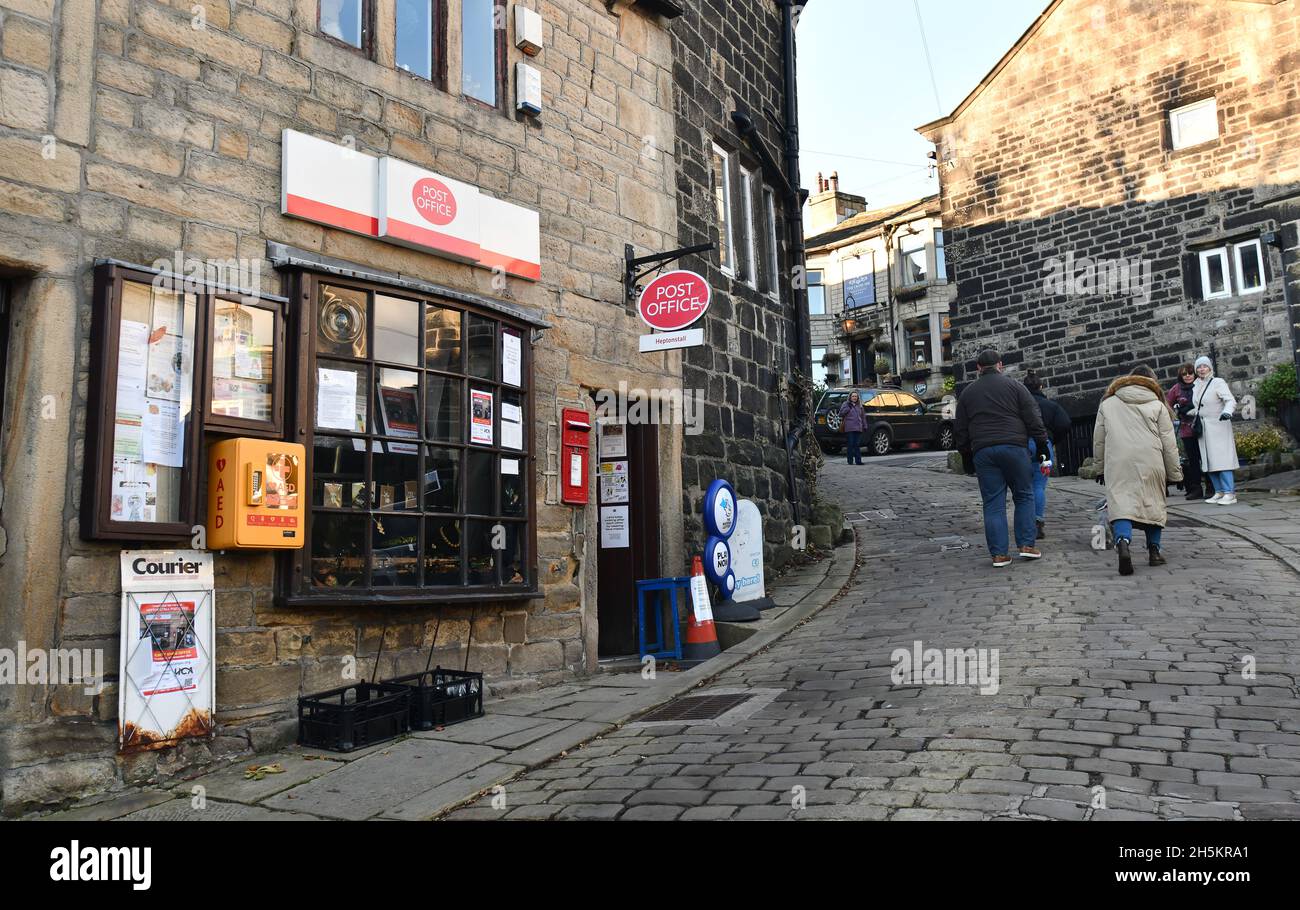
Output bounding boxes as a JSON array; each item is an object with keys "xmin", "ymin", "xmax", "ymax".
[{"xmin": 797, "ymin": 0, "xmax": 1049, "ymax": 209}]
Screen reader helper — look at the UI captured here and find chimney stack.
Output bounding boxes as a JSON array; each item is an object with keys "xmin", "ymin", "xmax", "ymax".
[
  {"xmin": 805, "ymin": 173, "xmax": 867, "ymax": 236},
  {"xmin": 829, "ymin": 171, "xmax": 839, "ymax": 192}
]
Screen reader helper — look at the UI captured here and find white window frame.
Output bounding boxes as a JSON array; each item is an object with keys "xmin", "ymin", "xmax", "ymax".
[
  {"xmin": 807, "ymin": 269, "xmax": 825, "ymax": 316},
  {"xmin": 763, "ymin": 186, "xmax": 781, "ymax": 298},
  {"xmin": 1170, "ymin": 98, "xmax": 1218, "ymax": 151},
  {"xmin": 1198, "ymin": 247, "xmax": 1231, "ymax": 300},
  {"xmin": 738, "ymin": 165, "xmax": 758, "ymax": 288},
  {"xmin": 811, "ymin": 346, "xmax": 828, "ymax": 386},
  {"xmin": 1232, "ymin": 239, "xmax": 1265, "ymax": 294},
  {"xmin": 934, "ymin": 228, "xmax": 947, "ymax": 282},
  {"xmin": 712, "ymin": 144, "xmax": 736, "ymax": 277},
  {"xmin": 898, "ymin": 231, "xmax": 927, "ymax": 285}
]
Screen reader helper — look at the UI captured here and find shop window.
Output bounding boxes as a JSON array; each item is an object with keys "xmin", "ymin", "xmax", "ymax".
[
  {"xmin": 289, "ymin": 275, "xmax": 535, "ymax": 603},
  {"xmin": 463, "ymin": 0, "xmax": 504, "ymax": 106},
  {"xmin": 396, "ymin": 0, "xmax": 444, "ymax": 84},
  {"xmin": 320, "ymin": 0, "xmax": 371, "ymax": 53},
  {"xmin": 712, "ymin": 144, "xmax": 736, "ymax": 276},
  {"xmin": 904, "ymin": 318, "xmax": 932, "ymax": 366},
  {"xmin": 807, "ymin": 269, "xmax": 825, "ymax": 315},
  {"xmin": 82, "ymin": 263, "xmax": 287, "ymax": 541}
]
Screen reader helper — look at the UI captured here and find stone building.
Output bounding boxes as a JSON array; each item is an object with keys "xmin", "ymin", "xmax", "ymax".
[
  {"xmin": 917, "ymin": 0, "xmax": 1300, "ymax": 430},
  {"xmin": 0, "ymin": 0, "xmax": 707, "ymax": 813},
  {"xmin": 669, "ymin": 0, "xmax": 817, "ymax": 563},
  {"xmin": 804, "ymin": 184, "xmax": 955, "ymax": 399}
]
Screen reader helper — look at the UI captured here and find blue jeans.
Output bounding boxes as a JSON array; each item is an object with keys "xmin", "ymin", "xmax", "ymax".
[
  {"xmin": 1029, "ymin": 439, "xmax": 1055, "ymax": 521},
  {"xmin": 974, "ymin": 444, "xmax": 1037, "ymax": 555},
  {"xmin": 1208, "ymin": 470, "xmax": 1235, "ymax": 493},
  {"xmin": 1112, "ymin": 519, "xmax": 1163, "ymax": 550},
  {"xmin": 845, "ymin": 431, "xmax": 863, "ymax": 464}
]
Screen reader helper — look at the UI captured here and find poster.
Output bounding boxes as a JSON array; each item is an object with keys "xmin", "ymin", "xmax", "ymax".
[
  {"xmin": 317, "ymin": 367, "xmax": 359, "ymax": 431},
  {"xmin": 730, "ymin": 499, "xmax": 766, "ymax": 604},
  {"xmin": 600, "ymin": 505, "xmax": 629, "ymax": 549},
  {"xmin": 119, "ymin": 551, "xmax": 214, "ymax": 750},
  {"xmin": 598, "ymin": 460, "xmax": 628, "ymax": 504},
  {"xmin": 142, "ymin": 399, "xmax": 182, "ymax": 468},
  {"xmin": 114, "ymin": 320, "xmax": 149, "ymax": 459},
  {"xmin": 502, "ymin": 458, "xmax": 520, "ymax": 475},
  {"xmin": 501, "ymin": 401, "xmax": 523, "ymax": 450},
  {"xmin": 503, "ymin": 331, "xmax": 522, "ymax": 387},
  {"xmin": 597, "ymin": 419, "xmax": 627, "ymax": 458},
  {"xmin": 146, "ymin": 330, "xmax": 185, "ymax": 402},
  {"xmin": 470, "ymin": 389, "xmax": 494, "ymax": 445},
  {"xmin": 378, "ymin": 386, "xmax": 420, "ymax": 438},
  {"xmin": 110, "ymin": 458, "xmax": 157, "ymax": 523}
]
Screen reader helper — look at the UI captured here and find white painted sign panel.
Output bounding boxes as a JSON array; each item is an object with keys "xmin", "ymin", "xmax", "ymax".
[
  {"xmin": 730, "ymin": 499, "xmax": 766, "ymax": 603},
  {"xmin": 639, "ymin": 329, "xmax": 705, "ymax": 353}
]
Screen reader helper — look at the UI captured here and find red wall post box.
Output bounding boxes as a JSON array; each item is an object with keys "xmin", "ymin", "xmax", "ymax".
[{"xmin": 561, "ymin": 408, "xmax": 591, "ymax": 504}]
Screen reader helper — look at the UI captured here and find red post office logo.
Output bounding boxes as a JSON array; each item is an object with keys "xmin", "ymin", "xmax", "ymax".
[
  {"xmin": 412, "ymin": 177, "xmax": 457, "ymax": 226},
  {"xmin": 638, "ymin": 270, "xmax": 712, "ymax": 331}
]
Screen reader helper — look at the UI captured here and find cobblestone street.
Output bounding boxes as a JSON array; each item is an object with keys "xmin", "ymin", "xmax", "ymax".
[{"xmin": 447, "ymin": 455, "xmax": 1300, "ymax": 821}]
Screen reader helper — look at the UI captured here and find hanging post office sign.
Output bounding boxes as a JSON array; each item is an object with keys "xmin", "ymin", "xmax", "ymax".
[
  {"xmin": 118, "ymin": 550, "xmax": 215, "ymax": 751},
  {"xmin": 637, "ymin": 270, "xmax": 711, "ymax": 332}
]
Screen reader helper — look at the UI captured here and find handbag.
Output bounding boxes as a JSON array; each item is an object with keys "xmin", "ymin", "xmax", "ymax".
[{"xmin": 1190, "ymin": 382, "xmax": 1210, "ymax": 438}]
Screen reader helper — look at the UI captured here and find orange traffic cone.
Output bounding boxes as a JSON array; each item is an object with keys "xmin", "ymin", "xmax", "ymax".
[{"xmin": 683, "ymin": 555, "xmax": 721, "ymax": 660}]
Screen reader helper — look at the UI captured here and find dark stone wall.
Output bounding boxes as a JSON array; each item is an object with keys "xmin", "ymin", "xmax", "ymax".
[{"xmin": 668, "ymin": 0, "xmax": 810, "ymax": 569}]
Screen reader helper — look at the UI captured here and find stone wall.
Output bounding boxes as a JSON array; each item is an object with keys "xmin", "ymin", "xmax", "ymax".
[
  {"xmin": 920, "ymin": 0, "xmax": 1300, "ymax": 416},
  {"xmin": 0, "ymin": 0, "xmax": 684, "ymax": 812},
  {"xmin": 669, "ymin": 0, "xmax": 810, "ymax": 568}
]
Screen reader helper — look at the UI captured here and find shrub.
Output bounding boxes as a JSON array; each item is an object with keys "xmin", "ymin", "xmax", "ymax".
[
  {"xmin": 943, "ymin": 375, "xmax": 956, "ymax": 394},
  {"xmin": 874, "ymin": 357, "xmax": 890, "ymax": 374},
  {"xmin": 1235, "ymin": 425, "xmax": 1287, "ymax": 462},
  {"xmin": 1256, "ymin": 362, "xmax": 1298, "ymax": 413}
]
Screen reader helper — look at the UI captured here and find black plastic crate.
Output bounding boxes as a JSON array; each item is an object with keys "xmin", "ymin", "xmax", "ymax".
[
  {"xmin": 386, "ymin": 667, "xmax": 485, "ymax": 731},
  {"xmin": 298, "ymin": 681, "xmax": 411, "ymax": 753}
]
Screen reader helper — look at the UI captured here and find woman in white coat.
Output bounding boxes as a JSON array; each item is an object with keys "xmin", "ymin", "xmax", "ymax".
[{"xmin": 1189, "ymin": 355, "xmax": 1239, "ymax": 505}]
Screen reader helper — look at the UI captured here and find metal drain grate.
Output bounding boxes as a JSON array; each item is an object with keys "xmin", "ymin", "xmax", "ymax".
[{"xmin": 638, "ymin": 693, "xmax": 754, "ymax": 723}]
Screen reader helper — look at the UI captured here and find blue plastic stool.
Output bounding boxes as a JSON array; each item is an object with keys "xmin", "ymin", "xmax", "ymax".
[{"xmin": 634, "ymin": 577, "xmax": 687, "ymax": 660}]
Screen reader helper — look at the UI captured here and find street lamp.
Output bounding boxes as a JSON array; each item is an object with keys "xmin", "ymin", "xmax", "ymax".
[{"xmin": 841, "ymin": 316, "xmax": 857, "ymax": 336}]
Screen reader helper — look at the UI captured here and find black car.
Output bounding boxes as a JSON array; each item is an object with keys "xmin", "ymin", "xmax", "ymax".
[{"xmin": 813, "ymin": 387, "xmax": 955, "ymax": 456}]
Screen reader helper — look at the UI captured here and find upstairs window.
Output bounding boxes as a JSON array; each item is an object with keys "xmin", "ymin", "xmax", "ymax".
[
  {"xmin": 898, "ymin": 231, "xmax": 927, "ymax": 285},
  {"xmin": 712, "ymin": 144, "xmax": 736, "ymax": 276},
  {"xmin": 320, "ymin": 0, "xmax": 370, "ymax": 52},
  {"xmin": 463, "ymin": 0, "xmax": 502, "ymax": 106},
  {"xmin": 1197, "ymin": 239, "xmax": 1265, "ymax": 299},
  {"xmin": 807, "ymin": 269, "xmax": 825, "ymax": 315},
  {"xmin": 763, "ymin": 186, "xmax": 782, "ymax": 296},
  {"xmin": 396, "ymin": 0, "xmax": 443, "ymax": 83},
  {"xmin": 1170, "ymin": 98, "xmax": 1218, "ymax": 150},
  {"xmin": 934, "ymin": 228, "xmax": 948, "ymax": 281},
  {"xmin": 738, "ymin": 165, "xmax": 758, "ymax": 288}
]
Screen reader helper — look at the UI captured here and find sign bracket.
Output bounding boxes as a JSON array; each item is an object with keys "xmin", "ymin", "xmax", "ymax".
[{"xmin": 624, "ymin": 242, "xmax": 714, "ymax": 303}]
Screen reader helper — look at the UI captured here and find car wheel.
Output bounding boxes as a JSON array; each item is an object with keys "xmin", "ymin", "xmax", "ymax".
[
  {"xmin": 869, "ymin": 428, "xmax": 892, "ymax": 456},
  {"xmin": 936, "ymin": 425, "xmax": 955, "ymax": 450},
  {"xmin": 818, "ymin": 440, "xmax": 842, "ymax": 455},
  {"xmin": 825, "ymin": 412, "xmax": 841, "ymax": 432}
]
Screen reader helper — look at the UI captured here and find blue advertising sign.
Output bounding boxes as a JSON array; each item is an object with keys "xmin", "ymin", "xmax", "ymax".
[
  {"xmin": 843, "ymin": 273, "xmax": 875, "ymax": 310},
  {"xmin": 703, "ymin": 479, "xmax": 736, "ymax": 539}
]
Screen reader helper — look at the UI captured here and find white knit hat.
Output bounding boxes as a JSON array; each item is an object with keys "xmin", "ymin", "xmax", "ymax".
[{"xmin": 1194, "ymin": 355, "xmax": 1213, "ymax": 372}]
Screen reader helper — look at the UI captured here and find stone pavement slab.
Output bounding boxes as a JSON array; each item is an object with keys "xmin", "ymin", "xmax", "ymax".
[
  {"xmin": 117, "ymin": 797, "xmax": 321, "ymax": 821},
  {"xmin": 182, "ymin": 753, "xmax": 347, "ymax": 804}
]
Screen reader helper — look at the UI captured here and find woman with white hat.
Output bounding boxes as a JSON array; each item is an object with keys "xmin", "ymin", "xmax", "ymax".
[{"xmin": 1189, "ymin": 356, "xmax": 1239, "ymax": 505}]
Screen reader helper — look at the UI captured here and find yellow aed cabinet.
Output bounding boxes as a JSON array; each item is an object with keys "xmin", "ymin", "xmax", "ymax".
[{"xmin": 208, "ymin": 438, "xmax": 306, "ymax": 549}]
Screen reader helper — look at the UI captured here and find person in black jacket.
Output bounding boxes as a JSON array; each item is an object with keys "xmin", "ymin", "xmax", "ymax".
[
  {"xmin": 1023, "ymin": 371, "xmax": 1071, "ymax": 539},
  {"xmin": 955, "ymin": 349, "xmax": 1052, "ymax": 567}
]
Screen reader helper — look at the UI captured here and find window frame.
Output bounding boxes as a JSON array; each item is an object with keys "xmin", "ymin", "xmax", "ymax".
[
  {"xmin": 1198, "ymin": 247, "xmax": 1232, "ymax": 300},
  {"xmin": 738, "ymin": 164, "xmax": 758, "ymax": 289},
  {"xmin": 934, "ymin": 228, "xmax": 947, "ymax": 282},
  {"xmin": 283, "ymin": 271, "xmax": 539, "ymax": 607},
  {"xmin": 202, "ymin": 293, "xmax": 288, "ymax": 437},
  {"xmin": 897, "ymin": 231, "xmax": 928, "ymax": 286},
  {"xmin": 712, "ymin": 143, "xmax": 737, "ymax": 277},
  {"xmin": 318, "ymin": 0, "xmax": 375, "ymax": 57},
  {"xmin": 395, "ymin": 0, "xmax": 448, "ymax": 89},
  {"xmin": 811, "ymin": 346, "xmax": 828, "ymax": 386},
  {"xmin": 461, "ymin": 0, "xmax": 508, "ymax": 111},
  {"xmin": 807, "ymin": 268, "xmax": 826, "ymax": 315},
  {"xmin": 763, "ymin": 185, "xmax": 782, "ymax": 298},
  {"xmin": 1170, "ymin": 97, "xmax": 1219, "ymax": 151},
  {"xmin": 1232, "ymin": 239, "xmax": 1265, "ymax": 294}
]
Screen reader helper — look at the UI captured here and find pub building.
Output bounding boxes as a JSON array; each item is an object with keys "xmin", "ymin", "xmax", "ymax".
[{"xmin": 0, "ymin": 0, "xmax": 711, "ymax": 812}]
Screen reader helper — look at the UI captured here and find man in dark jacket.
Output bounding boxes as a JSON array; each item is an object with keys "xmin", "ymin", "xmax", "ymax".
[
  {"xmin": 1024, "ymin": 371, "xmax": 1071, "ymax": 539},
  {"xmin": 955, "ymin": 349, "xmax": 1052, "ymax": 567}
]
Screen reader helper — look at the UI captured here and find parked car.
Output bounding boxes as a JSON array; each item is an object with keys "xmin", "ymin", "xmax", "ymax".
[{"xmin": 813, "ymin": 387, "xmax": 955, "ymax": 455}]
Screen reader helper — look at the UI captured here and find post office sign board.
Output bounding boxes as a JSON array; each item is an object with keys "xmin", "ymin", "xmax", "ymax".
[
  {"xmin": 637, "ymin": 270, "xmax": 711, "ymax": 331},
  {"xmin": 379, "ymin": 157, "xmax": 482, "ymax": 263},
  {"xmin": 281, "ymin": 129, "xmax": 380, "ymax": 237}
]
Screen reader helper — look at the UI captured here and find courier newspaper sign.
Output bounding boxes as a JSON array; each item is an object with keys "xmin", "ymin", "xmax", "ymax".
[
  {"xmin": 118, "ymin": 551, "xmax": 215, "ymax": 751},
  {"xmin": 637, "ymin": 270, "xmax": 711, "ymax": 352}
]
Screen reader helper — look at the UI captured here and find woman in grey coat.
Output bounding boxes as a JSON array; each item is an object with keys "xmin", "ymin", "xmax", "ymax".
[{"xmin": 1189, "ymin": 356, "xmax": 1239, "ymax": 505}]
